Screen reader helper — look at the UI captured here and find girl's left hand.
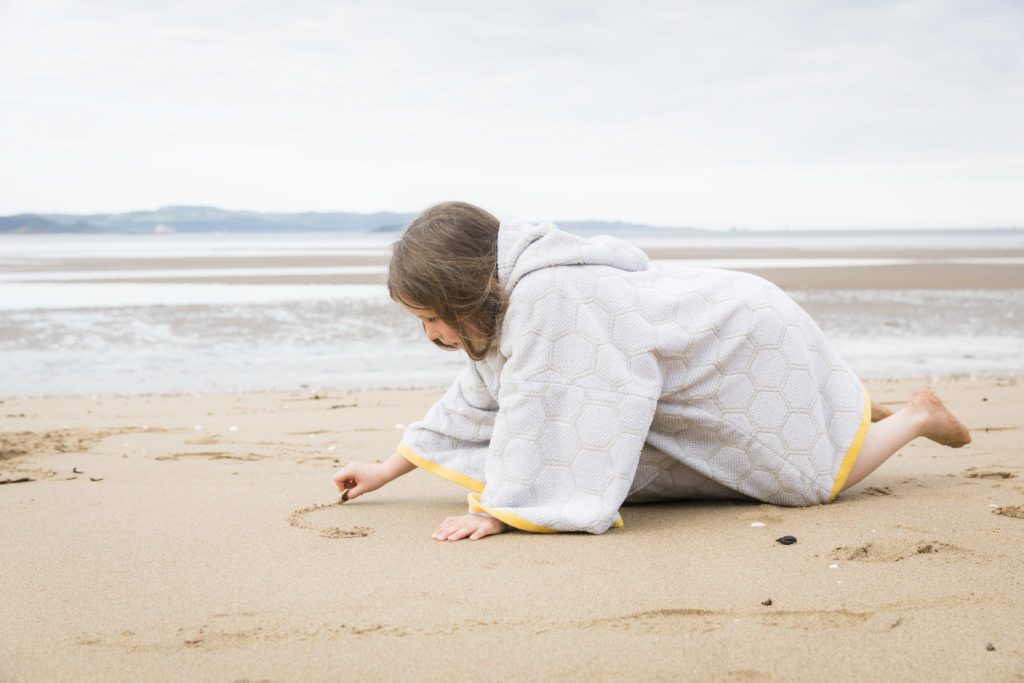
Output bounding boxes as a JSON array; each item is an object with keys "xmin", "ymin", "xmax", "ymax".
[{"xmin": 431, "ymin": 514, "xmax": 508, "ymax": 541}]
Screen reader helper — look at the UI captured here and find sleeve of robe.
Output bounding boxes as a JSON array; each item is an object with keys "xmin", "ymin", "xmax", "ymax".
[
  {"xmin": 469, "ymin": 267, "xmax": 661, "ymax": 534},
  {"xmin": 397, "ymin": 360, "xmax": 498, "ymax": 493}
]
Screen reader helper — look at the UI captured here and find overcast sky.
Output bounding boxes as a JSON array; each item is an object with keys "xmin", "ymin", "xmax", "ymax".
[{"xmin": 2, "ymin": 0, "xmax": 1022, "ymax": 229}]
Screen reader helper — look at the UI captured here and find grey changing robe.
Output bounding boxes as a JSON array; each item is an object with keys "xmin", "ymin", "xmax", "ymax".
[{"xmin": 397, "ymin": 219, "xmax": 871, "ymax": 534}]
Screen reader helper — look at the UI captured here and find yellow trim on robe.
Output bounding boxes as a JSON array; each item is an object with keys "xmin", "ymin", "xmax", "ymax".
[
  {"xmin": 828, "ymin": 386, "xmax": 872, "ymax": 502},
  {"xmin": 468, "ymin": 493, "xmax": 624, "ymax": 533},
  {"xmin": 397, "ymin": 443, "xmax": 485, "ymax": 493},
  {"xmin": 398, "ymin": 443, "xmax": 625, "ymax": 532}
]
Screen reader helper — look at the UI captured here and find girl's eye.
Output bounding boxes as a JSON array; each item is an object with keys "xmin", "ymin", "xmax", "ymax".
[{"xmin": 426, "ymin": 317, "xmax": 438, "ymax": 323}]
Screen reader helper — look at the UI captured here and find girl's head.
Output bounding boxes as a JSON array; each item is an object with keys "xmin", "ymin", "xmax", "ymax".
[{"xmin": 388, "ymin": 201, "xmax": 507, "ymax": 360}]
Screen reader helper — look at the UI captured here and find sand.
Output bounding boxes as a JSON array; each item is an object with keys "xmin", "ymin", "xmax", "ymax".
[
  {"xmin": 12, "ymin": 248, "xmax": 1024, "ymax": 289},
  {"xmin": 3, "ymin": 242, "xmax": 1022, "ymax": 680},
  {"xmin": 1, "ymin": 376, "xmax": 1023, "ymax": 681}
]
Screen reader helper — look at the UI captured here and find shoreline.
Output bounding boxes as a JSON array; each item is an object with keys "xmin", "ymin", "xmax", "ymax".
[
  {"xmin": 0, "ymin": 370, "xmax": 1019, "ymax": 402},
  {"xmin": 5, "ymin": 248, "xmax": 1024, "ymax": 290},
  {"xmin": 3, "ymin": 242, "xmax": 1022, "ymax": 403}
]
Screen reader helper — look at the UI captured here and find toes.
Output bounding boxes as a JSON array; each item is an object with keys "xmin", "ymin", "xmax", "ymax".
[{"xmin": 870, "ymin": 401, "xmax": 894, "ymax": 423}]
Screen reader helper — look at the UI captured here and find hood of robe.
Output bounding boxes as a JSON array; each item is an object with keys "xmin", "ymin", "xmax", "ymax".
[{"xmin": 497, "ymin": 218, "xmax": 650, "ymax": 292}]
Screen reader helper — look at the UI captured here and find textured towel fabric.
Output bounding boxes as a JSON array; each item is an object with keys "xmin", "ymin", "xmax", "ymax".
[{"xmin": 398, "ymin": 219, "xmax": 870, "ymax": 534}]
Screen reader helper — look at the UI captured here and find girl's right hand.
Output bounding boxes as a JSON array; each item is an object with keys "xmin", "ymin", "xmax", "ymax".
[{"xmin": 333, "ymin": 462, "xmax": 388, "ymax": 501}]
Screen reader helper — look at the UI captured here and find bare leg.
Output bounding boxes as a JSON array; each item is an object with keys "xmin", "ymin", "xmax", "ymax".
[
  {"xmin": 841, "ymin": 388, "xmax": 970, "ymax": 492},
  {"xmin": 870, "ymin": 400, "xmax": 894, "ymax": 422}
]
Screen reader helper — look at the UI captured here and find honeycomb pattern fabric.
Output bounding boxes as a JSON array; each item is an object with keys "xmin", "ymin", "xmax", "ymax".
[{"xmin": 398, "ymin": 219, "xmax": 870, "ymax": 534}]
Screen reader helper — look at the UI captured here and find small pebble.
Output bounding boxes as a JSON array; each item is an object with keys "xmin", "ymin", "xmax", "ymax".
[
  {"xmin": 761, "ymin": 598, "xmax": 772, "ymax": 606},
  {"xmin": 750, "ymin": 522, "xmax": 766, "ymax": 527},
  {"xmin": 986, "ymin": 643, "xmax": 995, "ymax": 651},
  {"xmin": 829, "ymin": 563, "xmax": 839, "ymax": 569},
  {"xmin": 775, "ymin": 535, "xmax": 797, "ymax": 545}
]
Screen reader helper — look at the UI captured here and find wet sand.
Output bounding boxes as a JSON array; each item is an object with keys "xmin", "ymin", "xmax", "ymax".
[
  {"xmin": 1, "ymin": 376, "xmax": 1022, "ymax": 681},
  {"xmin": 8, "ymin": 249, "xmax": 1024, "ymax": 289}
]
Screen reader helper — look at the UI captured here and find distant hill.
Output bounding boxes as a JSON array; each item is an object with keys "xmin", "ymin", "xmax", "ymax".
[
  {"xmin": 32, "ymin": 206, "xmax": 420, "ymax": 234},
  {"xmin": 0, "ymin": 214, "xmax": 100, "ymax": 234},
  {"xmin": 1, "ymin": 205, "xmax": 704, "ymax": 234}
]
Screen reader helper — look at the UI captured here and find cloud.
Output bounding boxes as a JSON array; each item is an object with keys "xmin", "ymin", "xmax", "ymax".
[{"xmin": 1, "ymin": 0, "xmax": 1022, "ymax": 227}]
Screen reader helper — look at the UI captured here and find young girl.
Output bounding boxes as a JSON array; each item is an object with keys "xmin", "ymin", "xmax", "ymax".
[{"xmin": 332, "ymin": 202, "xmax": 971, "ymax": 541}]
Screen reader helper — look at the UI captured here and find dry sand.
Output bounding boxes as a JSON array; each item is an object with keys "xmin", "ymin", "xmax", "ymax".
[{"xmin": 1, "ymin": 376, "xmax": 1023, "ymax": 681}]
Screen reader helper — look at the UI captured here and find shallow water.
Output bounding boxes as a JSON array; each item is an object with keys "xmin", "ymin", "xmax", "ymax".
[{"xmin": 1, "ymin": 231, "xmax": 1021, "ymax": 396}]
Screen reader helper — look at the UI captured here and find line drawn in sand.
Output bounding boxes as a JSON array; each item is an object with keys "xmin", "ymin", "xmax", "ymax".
[{"xmin": 288, "ymin": 499, "xmax": 374, "ymax": 538}]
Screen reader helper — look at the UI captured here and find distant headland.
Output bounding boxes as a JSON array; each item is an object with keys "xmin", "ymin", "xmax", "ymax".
[{"xmin": 0, "ymin": 205, "xmax": 704, "ymax": 234}]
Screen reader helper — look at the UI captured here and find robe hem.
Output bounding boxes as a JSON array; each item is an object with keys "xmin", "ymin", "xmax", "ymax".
[
  {"xmin": 827, "ymin": 385, "xmax": 872, "ymax": 502},
  {"xmin": 468, "ymin": 493, "xmax": 625, "ymax": 533},
  {"xmin": 397, "ymin": 443, "xmax": 485, "ymax": 493}
]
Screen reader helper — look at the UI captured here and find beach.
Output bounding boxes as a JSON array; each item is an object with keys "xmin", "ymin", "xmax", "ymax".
[
  {"xmin": 1, "ymin": 377, "xmax": 1022, "ymax": 681},
  {"xmin": 2, "ymin": 232, "xmax": 1023, "ymax": 397},
  {"xmin": 2, "ymin": 232, "xmax": 1023, "ymax": 680}
]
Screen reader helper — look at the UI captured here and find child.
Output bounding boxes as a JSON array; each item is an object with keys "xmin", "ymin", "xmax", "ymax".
[{"xmin": 333, "ymin": 202, "xmax": 971, "ymax": 541}]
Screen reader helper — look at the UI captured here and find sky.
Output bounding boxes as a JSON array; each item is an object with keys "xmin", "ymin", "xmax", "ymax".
[{"xmin": 2, "ymin": 0, "xmax": 1022, "ymax": 229}]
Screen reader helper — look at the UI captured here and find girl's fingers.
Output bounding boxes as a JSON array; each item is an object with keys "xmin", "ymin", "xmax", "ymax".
[
  {"xmin": 433, "ymin": 520, "xmax": 469, "ymax": 541},
  {"xmin": 333, "ymin": 469, "xmax": 353, "ymax": 490},
  {"xmin": 431, "ymin": 515, "xmax": 500, "ymax": 541}
]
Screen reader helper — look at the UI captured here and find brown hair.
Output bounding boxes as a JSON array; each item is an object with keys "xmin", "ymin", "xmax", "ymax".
[{"xmin": 388, "ymin": 201, "xmax": 507, "ymax": 360}]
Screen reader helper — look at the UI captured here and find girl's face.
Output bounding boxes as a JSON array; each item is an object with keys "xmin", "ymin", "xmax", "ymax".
[{"xmin": 401, "ymin": 303, "xmax": 461, "ymax": 350}]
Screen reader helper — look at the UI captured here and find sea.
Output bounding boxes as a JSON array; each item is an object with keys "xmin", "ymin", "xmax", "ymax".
[{"xmin": 1, "ymin": 230, "xmax": 1022, "ymax": 398}]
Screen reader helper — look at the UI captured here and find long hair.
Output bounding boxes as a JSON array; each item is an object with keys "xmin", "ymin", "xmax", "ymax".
[{"xmin": 388, "ymin": 202, "xmax": 507, "ymax": 360}]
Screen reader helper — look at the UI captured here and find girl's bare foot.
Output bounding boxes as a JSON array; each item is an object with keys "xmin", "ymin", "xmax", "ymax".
[
  {"xmin": 908, "ymin": 388, "xmax": 971, "ymax": 447},
  {"xmin": 871, "ymin": 400, "xmax": 894, "ymax": 422}
]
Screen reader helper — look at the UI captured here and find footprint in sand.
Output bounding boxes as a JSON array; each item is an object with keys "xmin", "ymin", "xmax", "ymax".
[
  {"xmin": 993, "ymin": 505, "xmax": 1024, "ymax": 519},
  {"xmin": 965, "ymin": 469, "xmax": 1017, "ymax": 480},
  {"xmin": 288, "ymin": 500, "xmax": 374, "ymax": 539},
  {"xmin": 829, "ymin": 539, "xmax": 966, "ymax": 562},
  {"xmin": 862, "ymin": 486, "xmax": 892, "ymax": 496}
]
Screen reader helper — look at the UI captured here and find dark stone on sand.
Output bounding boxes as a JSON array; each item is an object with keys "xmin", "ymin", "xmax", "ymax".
[{"xmin": 776, "ymin": 536, "xmax": 797, "ymax": 545}]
